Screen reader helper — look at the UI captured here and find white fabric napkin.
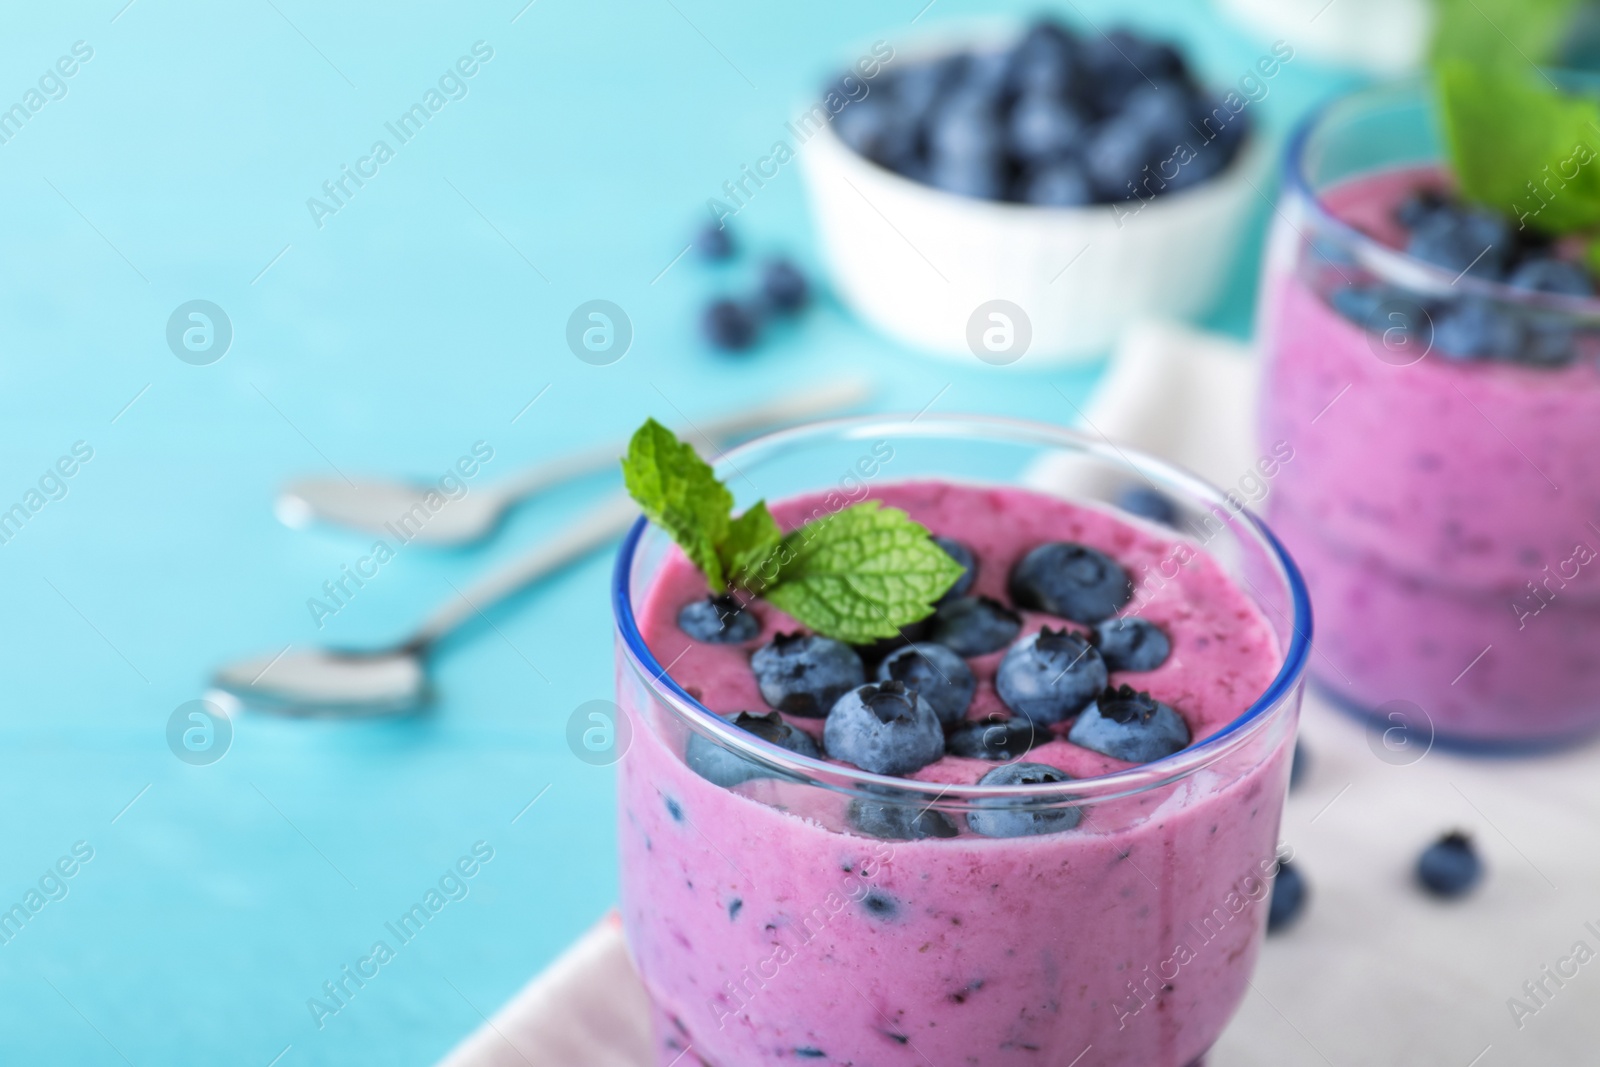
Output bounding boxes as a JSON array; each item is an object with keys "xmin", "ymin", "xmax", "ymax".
[{"xmin": 437, "ymin": 321, "xmax": 1600, "ymax": 1067}]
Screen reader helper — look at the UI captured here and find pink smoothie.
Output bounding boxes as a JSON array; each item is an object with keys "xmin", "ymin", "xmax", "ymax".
[
  {"xmin": 616, "ymin": 481, "xmax": 1292, "ymax": 1066},
  {"xmin": 1260, "ymin": 167, "xmax": 1600, "ymax": 741}
]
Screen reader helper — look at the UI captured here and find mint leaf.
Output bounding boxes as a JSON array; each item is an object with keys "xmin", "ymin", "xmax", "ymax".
[
  {"xmin": 1430, "ymin": 0, "xmax": 1578, "ymax": 68},
  {"xmin": 621, "ymin": 418, "xmax": 732, "ymax": 588},
  {"xmin": 723, "ymin": 501, "xmax": 783, "ymax": 589},
  {"xmin": 762, "ymin": 501, "xmax": 964, "ymax": 644},
  {"xmin": 1436, "ymin": 59, "xmax": 1600, "ymax": 233}
]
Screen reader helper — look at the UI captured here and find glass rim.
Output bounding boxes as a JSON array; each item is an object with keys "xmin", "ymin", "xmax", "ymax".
[
  {"xmin": 1283, "ymin": 76, "xmax": 1600, "ymax": 314},
  {"xmin": 610, "ymin": 413, "xmax": 1312, "ymax": 806}
]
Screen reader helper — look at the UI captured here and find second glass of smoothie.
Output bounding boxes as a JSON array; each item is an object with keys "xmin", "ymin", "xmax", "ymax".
[
  {"xmin": 613, "ymin": 416, "xmax": 1310, "ymax": 1066},
  {"xmin": 1259, "ymin": 81, "xmax": 1600, "ymax": 746}
]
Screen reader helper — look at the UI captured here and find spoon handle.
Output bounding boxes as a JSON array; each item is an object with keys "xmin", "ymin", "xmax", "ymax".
[
  {"xmin": 491, "ymin": 378, "xmax": 872, "ymax": 502},
  {"xmin": 410, "ymin": 492, "xmax": 640, "ymax": 648}
]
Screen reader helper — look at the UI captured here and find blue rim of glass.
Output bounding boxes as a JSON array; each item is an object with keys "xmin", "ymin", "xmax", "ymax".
[
  {"xmin": 1281, "ymin": 77, "xmax": 1600, "ymax": 315},
  {"xmin": 610, "ymin": 414, "xmax": 1313, "ymax": 804}
]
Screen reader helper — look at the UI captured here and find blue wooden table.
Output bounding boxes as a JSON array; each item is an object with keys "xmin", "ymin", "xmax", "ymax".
[{"xmin": 0, "ymin": 2, "xmax": 1354, "ymax": 1062}]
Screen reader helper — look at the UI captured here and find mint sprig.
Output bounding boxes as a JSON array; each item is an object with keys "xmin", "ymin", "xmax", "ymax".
[
  {"xmin": 1432, "ymin": 0, "xmax": 1600, "ymax": 234},
  {"xmin": 621, "ymin": 419, "xmax": 962, "ymax": 643}
]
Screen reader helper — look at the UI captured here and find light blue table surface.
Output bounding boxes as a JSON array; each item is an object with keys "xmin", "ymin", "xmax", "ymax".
[{"xmin": 0, "ymin": 2, "xmax": 1357, "ymax": 1063}]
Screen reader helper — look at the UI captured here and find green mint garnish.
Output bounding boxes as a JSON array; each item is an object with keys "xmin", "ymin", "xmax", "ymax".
[
  {"xmin": 1433, "ymin": 0, "xmax": 1600, "ymax": 234},
  {"xmin": 621, "ymin": 419, "xmax": 962, "ymax": 643}
]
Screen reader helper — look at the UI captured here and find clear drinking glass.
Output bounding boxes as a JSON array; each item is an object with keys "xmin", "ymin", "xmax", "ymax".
[
  {"xmin": 1259, "ymin": 79, "xmax": 1600, "ymax": 746},
  {"xmin": 612, "ymin": 414, "xmax": 1310, "ymax": 1067}
]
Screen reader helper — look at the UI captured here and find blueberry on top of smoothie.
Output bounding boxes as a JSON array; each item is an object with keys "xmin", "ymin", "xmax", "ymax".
[
  {"xmin": 1416, "ymin": 831, "xmax": 1483, "ymax": 899},
  {"xmin": 967, "ymin": 762, "xmax": 1083, "ymax": 837},
  {"xmin": 1116, "ymin": 485, "xmax": 1178, "ymax": 526},
  {"xmin": 945, "ymin": 716, "xmax": 1040, "ymax": 761},
  {"xmin": 932, "ymin": 536, "xmax": 977, "ymax": 602},
  {"xmin": 686, "ymin": 710, "xmax": 821, "ymax": 788},
  {"xmin": 848, "ymin": 795, "xmax": 960, "ymax": 840},
  {"xmin": 876, "ymin": 642, "xmax": 976, "ymax": 727},
  {"xmin": 995, "ymin": 627, "xmax": 1107, "ymax": 725},
  {"xmin": 677, "ymin": 594, "xmax": 760, "ymax": 644},
  {"xmin": 1067, "ymin": 684, "xmax": 1191, "ymax": 762},
  {"xmin": 1009, "ymin": 541, "xmax": 1133, "ymax": 623},
  {"xmin": 1091, "ymin": 616, "xmax": 1171, "ymax": 672},
  {"xmin": 1405, "ymin": 205, "xmax": 1514, "ymax": 280},
  {"xmin": 823, "ymin": 680, "xmax": 945, "ymax": 776},
  {"xmin": 1509, "ymin": 257, "xmax": 1595, "ymax": 296},
  {"xmin": 929, "ymin": 595, "xmax": 1022, "ymax": 656},
  {"xmin": 751, "ymin": 632, "xmax": 865, "ymax": 718}
]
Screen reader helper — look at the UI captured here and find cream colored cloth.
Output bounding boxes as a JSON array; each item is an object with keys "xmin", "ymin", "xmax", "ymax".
[{"xmin": 437, "ymin": 322, "xmax": 1600, "ymax": 1067}]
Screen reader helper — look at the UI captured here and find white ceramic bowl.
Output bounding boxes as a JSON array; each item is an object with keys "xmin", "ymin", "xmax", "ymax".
[{"xmin": 800, "ymin": 70, "xmax": 1267, "ymax": 366}]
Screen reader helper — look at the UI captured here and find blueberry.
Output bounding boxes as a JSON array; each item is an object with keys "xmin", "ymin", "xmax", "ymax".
[
  {"xmin": 835, "ymin": 96, "xmax": 898, "ymax": 160},
  {"xmin": 928, "ymin": 154, "xmax": 1006, "ymax": 200},
  {"xmin": 1009, "ymin": 20, "xmax": 1077, "ymax": 97},
  {"xmin": 822, "ymin": 680, "xmax": 945, "ymax": 775},
  {"xmin": 1020, "ymin": 160, "xmax": 1095, "ymax": 207},
  {"xmin": 685, "ymin": 711, "xmax": 821, "ymax": 788},
  {"xmin": 876, "ymin": 643, "xmax": 976, "ymax": 726},
  {"xmin": 677, "ymin": 594, "xmax": 760, "ymax": 644},
  {"xmin": 1083, "ymin": 114, "xmax": 1153, "ymax": 200},
  {"xmin": 932, "ymin": 536, "xmax": 976, "ymax": 602},
  {"xmin": 1405, "ymin": 207, "xmax": 1513, "ymax": 279},
  {"xmin": 1067, "ymin": 684, "xmax": 1190, "ymax": 762},
  {"xmin": 848, "ymin": 794, "xmax": 960, "ymax": 839},
  {"xmin": 759, "ymin": 258, "xmax": 809, "ymax": 314},
  {"xmin": 1188, "ymin": 94, "xmax": 1249, "ymax": 166},
  {"xmin": 1432, "ymin": 298, "xmax": 1522, "ymax": 361},
  {"xmin": 1120, "ymin": 85, "xmax": 1192, "ymax": 153},
  {"xmin": 851, "ymin": 618, "xmax": 931, "ymax": 667},
  {"xmin": 751, "ymin": 632, "xmax": 866, "ymax": 718},
  {"xmin": 1116, "ymin": 485, "xmax": 1178, "ymax": 526},
  {"xmin": 1522, "ymin": 320, "xmax": 1579, "ymax": 366},
  {"xmin": 929, "ymin": 596, "xmax": 1022, "ymax": 656},
  {"xmin": 958, "ymin": 50, "xmax": 1012, "ymax": 98},
  {"xmin": 995, "ymin": 628, "xmax": 1107, "ymax": 724},
  {"xmin": 1091, "ymin": 617, "xmax": 1171, "ymax": 672},
  {"xmin": 1078, "ymin": 35, "xmax": 1151, "ymax": 115},
  {"xmin": 1105, "ymin": 28, "xmax": 1188, "ymax": 82},
  {"xmin": 1508, "ymin": 256, "xmax": 1595, "ymax": 296},
  {"xmin": 695, "ymin": 221, "xmax": 734, "ymax": 260},
  {"xmin": 1009, "ymin": 541, "xmax": 1133, "ymax": 623},
  {"xmin": 946, "ymin": 716, "xmax": 1041, "ymax": 761},
  {"xmin": 1394, "ymin": 187, "xmax": 1449, "ymax": 230},
  {"xmin": 1267, "ymin": 859, "xmax": 1307, "ymax": 932},
  {"xmin": 928, "ymin": 93, "xmax": 1003, "ymax": 163},
  {"xmin": 1416, "ymin": 831, "xmax": 1484, "ymax": 898},
  {"xmin": 1007, "ymin": 92, "xmax": 1087, "ymax": 164},
  {"xmin": 890, "ymin": 59, "xmax": 956, "ymax": 128},
  {"xmin": 1328, "ymin": 284, "xmax": 1433, "ymax": 344},
  {"xmin": 967, "ymin": 762, "xmax": 1082, "ymax": 837},
  {"xmin": 701, "ymin": 298, "xmax": 760, "ymax": 351}
]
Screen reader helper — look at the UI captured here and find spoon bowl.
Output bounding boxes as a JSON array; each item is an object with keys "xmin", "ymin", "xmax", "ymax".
[{"xmin": 213, "ymin": 647, "xmax": 430, "ymax": 717}]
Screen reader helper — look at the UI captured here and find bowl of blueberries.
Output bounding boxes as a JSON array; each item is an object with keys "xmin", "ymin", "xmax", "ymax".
[{"xmin": 801, "ymin": 17, "xmax": 1264, "ymax": 364}]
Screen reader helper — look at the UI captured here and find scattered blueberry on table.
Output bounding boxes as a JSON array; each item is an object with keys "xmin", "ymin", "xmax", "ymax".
[
  {"xmin": 1267, "ymin": 859, "xmax": 1307, "ymax": 932},
  {"xmin": 700, "ymin": 298, "xmax": 761, "ymax": 352},
  {"xmin": 1416, "ymin": 831, "xmax": 1484, "ymax": 899},
  {"xmin": 829, "ymin": 17, "xmax": 1252, "ymax": 206}
]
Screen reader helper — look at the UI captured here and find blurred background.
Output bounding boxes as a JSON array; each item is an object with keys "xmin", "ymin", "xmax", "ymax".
[{"xmin": 1, "ymin": 0, "xmax": 1583, "ymax": 1064}]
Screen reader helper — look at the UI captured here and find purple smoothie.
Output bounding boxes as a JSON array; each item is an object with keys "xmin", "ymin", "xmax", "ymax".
[
  {"xmin": 1260, "ymin": 167, "xmax": 1600, "ymax": 742},
  {"xmin": 616, "ymin": 481, "xmax": 1291, "ymax": 1066}
]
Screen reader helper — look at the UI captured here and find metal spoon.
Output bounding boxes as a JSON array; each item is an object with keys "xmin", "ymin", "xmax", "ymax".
[
  {"xmin": 213, "ymin": 491, "xmax": 640, "ymax": 716},
  {"xmin": 276, "ymin": 378, "xmax": 873, "ymax": 546}
]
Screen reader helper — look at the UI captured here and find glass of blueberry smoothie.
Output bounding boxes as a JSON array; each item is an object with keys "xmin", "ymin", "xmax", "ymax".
[
  {"xmin": 612, "ymin": 414, "xmax": 1309, "ymax": 1066},
  {"xmin": 1259, "ymin": 78, "xmax": 1600, "ymax": 745}
]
